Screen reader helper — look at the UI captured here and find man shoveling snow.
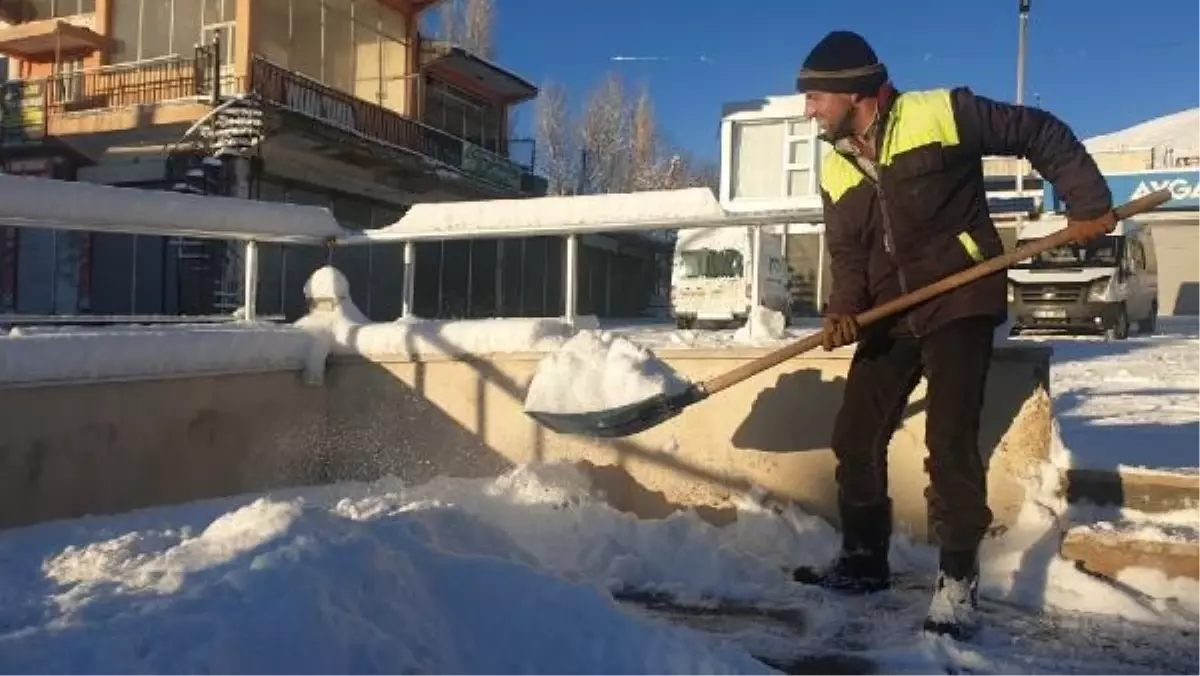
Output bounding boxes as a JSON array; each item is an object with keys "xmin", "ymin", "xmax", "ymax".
[{"xmin": 787, "ymin": 29, "xmax": 1118, "ymax": 641}]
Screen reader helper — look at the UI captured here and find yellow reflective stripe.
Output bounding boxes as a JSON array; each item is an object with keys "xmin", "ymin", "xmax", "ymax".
[
  {"xmin": 879, "ymin": 89, "xmax": 961, "ymax": 166},
  {"xmin": 957, "ymin": 231, "xmax": 984, "ymax": 262},
  {"xmin": 819, "ymin": 149, "xmax": 864, "ymax": 203}
]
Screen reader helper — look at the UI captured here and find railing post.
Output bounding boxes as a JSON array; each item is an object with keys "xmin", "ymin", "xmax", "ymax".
[
  {"xmin": 402, "ymin": 241, "xmax": 416, "ymax": 318},
  {"xmin": 243, "ymin": 239, "xmax": 258, "ymax": 320},
  {"xmin": 564, "ymin": 234, "xmax": 578, "ymax": 325}
]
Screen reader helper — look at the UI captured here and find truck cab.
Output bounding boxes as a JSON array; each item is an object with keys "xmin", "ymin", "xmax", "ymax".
[
  {"xmin": 669, "ymin": 226, "xmax": 790, "ymax": 329},
  {"xmin": 1007, "ymin": 217, "xmax": 1159, "ymax": 339}
]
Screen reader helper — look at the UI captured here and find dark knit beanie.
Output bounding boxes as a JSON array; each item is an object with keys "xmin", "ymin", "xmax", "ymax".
[{"xmin": 796, "ymin": 31, "xmax": 888, "ymax": 95}]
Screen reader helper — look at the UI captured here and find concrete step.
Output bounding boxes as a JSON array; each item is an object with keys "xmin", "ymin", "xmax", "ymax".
[
  {"xmin": 1060, "ymin": 521, "xmax": 1198, "ymax": 581},
  {"xmin": 1062, "ymin": 467, "xmax": 1198, "ymax": 513}
]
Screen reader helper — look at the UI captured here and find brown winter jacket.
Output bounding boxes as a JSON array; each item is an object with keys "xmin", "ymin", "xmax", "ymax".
[{"xmin": 820, "ymin": 86, "xmax": 1113, "ymax": 338}]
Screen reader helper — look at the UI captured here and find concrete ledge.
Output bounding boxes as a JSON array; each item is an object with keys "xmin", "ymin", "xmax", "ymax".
[
  {"xmin": 1061, "ymin": 529, "xmax": 1199, "ymax": 581},
  {"xmin": 1064, "ymin": 468, "xmax": 1200, "ymax": 513},
  {"xmin": 0, "ymin": 341, "xmax": 1055, "ymax": 546}
]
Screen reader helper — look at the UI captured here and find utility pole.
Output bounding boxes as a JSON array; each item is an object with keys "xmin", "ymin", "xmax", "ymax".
[{"xmin": 1015, "ymin": 0, "xmax": 1030, "ymax": 197}]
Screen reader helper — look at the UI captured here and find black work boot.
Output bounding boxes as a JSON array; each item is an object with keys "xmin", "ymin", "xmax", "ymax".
[
  {"xmin": 792, "ymin": 501, "xmax": 892, "ymax": 594},
  {"xmin": 922, "ymin": 548, "xmax": 981, "ymax": 640}
]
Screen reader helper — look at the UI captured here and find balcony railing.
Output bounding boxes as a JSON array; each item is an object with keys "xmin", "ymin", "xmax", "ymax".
[
  {"xmin": 0, "ymin": 54, "xmax": 542, "ymax": 195},
  {"xmin": 1, "ymin": 54, "xmax": 231, "ymax": 147},
  {"xmin": 246, "ymin": 56, "xmax": 533, "ymax": 193}
]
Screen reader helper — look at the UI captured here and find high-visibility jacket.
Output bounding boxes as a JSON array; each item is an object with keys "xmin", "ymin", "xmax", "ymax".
[{"xmin": 819, "ymin": 86, "xmax": 1112, "ymax": 337}]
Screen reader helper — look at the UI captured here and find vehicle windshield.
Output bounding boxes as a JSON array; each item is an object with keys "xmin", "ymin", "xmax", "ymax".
[
  {"xmin": 678, "ymin": 249, "xmax": 744, "ymax": 279},
  {"xmin": 1013, "ymin": 236, "xmax": 1122, "ymax": 270}
]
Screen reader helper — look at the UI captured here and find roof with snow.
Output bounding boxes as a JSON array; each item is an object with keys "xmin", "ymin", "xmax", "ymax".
[
  {"xmin": 1084, "ymin": 108, "xmax": 1199, "ymax": 155},
  {"xmin": 339, "ymin": 188, "xmax": 825, "ymax": 244},
  {"xmin": 0, "ymin": 174, "xmax": 343, "ymax": 243}
]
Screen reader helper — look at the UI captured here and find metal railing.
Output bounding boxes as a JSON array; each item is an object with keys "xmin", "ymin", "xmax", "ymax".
[
  {"xmin": 245, "ymin": 56, "xmax": 534, "ymax": 193},
  {"xmin": 0, "ymin": 53, "xmax": 540, "ymax": 194}
]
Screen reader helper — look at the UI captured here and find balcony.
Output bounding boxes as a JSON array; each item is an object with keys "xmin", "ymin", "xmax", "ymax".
[{"xmin": 0, "ymin": 54, "xmax": 546, "ymax": 196}]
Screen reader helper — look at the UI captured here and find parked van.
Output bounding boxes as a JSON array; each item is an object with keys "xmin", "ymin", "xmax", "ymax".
[
  {"xmin": 1007, "ymin": 217, "xmax": 1158, "ymax": 339},
  {"xmin": 669, "ymin": 226, "xmax": 791, "ymax": 329}
]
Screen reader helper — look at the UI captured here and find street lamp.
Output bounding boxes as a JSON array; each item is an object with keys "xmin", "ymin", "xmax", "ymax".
[{"xmin": 1015, "ymin": 0, "xmax": 1030, "ymax": 196}]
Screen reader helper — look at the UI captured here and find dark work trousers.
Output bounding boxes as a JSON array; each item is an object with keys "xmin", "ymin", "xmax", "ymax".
[{"xmin": 830, "ymin": 315, "xmax": 996, "ymax": 552}]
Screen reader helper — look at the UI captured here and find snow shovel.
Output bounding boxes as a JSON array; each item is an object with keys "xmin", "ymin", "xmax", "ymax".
[{"xmin": 526, "ymin": 189, "xmax": 1172, "ymax": 438}]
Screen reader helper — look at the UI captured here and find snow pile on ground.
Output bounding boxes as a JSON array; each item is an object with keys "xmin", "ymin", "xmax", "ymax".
[
  {"xmin": 0, "ymin": 463, "xmax": 1193, "ymax": 674},
  {"xmin": 0, "ymin": 471, "xmax": 768, "ymax": 674},
  {"xmin": 0, "ymin": 323, "xmax": 325, "ymax": 385},
  {"xmin": 524, "ymin": 331, "xmax": 689, "ymax": 414},
  {"xmin": 1022, "ymin": 319, "xmax": 1199, "ymax": 474},
  {"xmin": 1084, "ymin": 107, "xmax": 1200, "ymax": 155},
  {"xmin": 733, "ymin": 305, "xmax": 788, "ymax": 344}
]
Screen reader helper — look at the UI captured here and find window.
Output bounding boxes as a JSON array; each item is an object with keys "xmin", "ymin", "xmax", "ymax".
[
  {"xmin": 111, "ymin": 0, "xmax": 223, "ymax": 64},
  {"xmin": 679, "ymin": 250, "xmax": 744, "ymax": 279},
  {"xmin": 19, "ymin": 0, "xmax": 94, "ymax": 20},
  {"xmin": 1127, "ymin": 238, "xmax": 1146, "ymax": 271},
  {"xmin": 249, "ymin": 0, "xmax": 412, "ymax": 110},
  {"xmin": 424, "ymin": 77, "xmax": 503, "ymax": 150},
  {"xmin": 785, "ymin": 121, "xmax": 817, "ymax": 197},
  {"xmin": 730, "ymin": 120, "xmax": 783, "ymax": 200},
  {"xmin": 727, "ymin": 115, "xmax": 818, "ymax": 201}
]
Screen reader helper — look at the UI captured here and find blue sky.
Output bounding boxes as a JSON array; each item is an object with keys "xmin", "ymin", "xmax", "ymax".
[{"xmin": 488, "ymin": 0, "xmax": 1199, "ymax": 163}]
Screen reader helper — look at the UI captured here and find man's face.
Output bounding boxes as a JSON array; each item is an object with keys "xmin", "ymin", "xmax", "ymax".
[{"xmin": 804, "ymin": 90, "xmax": 856, "ymax": 142}]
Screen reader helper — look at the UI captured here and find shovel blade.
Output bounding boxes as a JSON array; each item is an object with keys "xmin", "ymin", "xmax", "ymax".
[{"xmin": 525, "ymin": 385, "xmax": 706, "ymax": 439}]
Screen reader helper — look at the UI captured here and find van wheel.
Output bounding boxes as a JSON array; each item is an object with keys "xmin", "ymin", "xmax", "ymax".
[
  {"xmin": 1105, "ymin": 305, "xmax": 1129, "ymax": 341},
  {"xmin": 675, "ymin": 317, "xmax": 694, "ymax": 330},
  {"xmin": 1137, "ymin": 303, "xmax": 1158, "ymax": 335}
]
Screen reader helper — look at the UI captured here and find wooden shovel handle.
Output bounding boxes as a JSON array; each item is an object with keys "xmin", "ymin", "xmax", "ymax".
[{"xmin": 699, "ymin": 189, "xmax": 1172, "ymax": 396}]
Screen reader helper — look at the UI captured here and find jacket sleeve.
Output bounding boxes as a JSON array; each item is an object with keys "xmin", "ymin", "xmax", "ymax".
[
  {"xmin": 822, "ymin": 190, "xmax": 870, "ymax": 316},
  {"xmin": 950, "ymin": 87, "xmax": 1112, "ymax": 220}
]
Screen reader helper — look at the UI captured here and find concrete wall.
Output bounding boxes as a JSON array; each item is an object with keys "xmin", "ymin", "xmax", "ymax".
[
  {"xmin": 0, "ymin": 343, "xmax": 1053, "ymax": 542},
  {"xmin": 1148, "ymin": 221, "xmax": 1200, "ymax": 316}
]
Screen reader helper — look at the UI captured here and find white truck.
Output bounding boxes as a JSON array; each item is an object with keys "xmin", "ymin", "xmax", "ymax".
[
  {"xmin": 669, "ymin": 225, "xmax": 791, "ymax": 329},
  {"xmin": 1007, "ymin": 216, "xmax": 1159, "ymax": 339}
]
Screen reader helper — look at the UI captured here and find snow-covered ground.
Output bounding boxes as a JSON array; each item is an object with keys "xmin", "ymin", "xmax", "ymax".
[
  {"xmin": 0, "ymin": 312, "xmax": 1195, "ymax": 673},
  {"xmin": 0, "ymin": 463, "xmax": 1195, "ymax": 675}
]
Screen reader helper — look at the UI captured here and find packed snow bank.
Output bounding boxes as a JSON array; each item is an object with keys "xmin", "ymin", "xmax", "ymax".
[
  {"xmin": 1024, "ymin": 326, "xmax": 1199, "ymax": 475},
  {"xmin": 294, "ymin": 265, "xmax": 580, "ymax": 358},
  {"xmin": 0, "ymin": 462, "xmax": 1193, "ymax": 675},
  {"xmin": 980, "ymin": 498, "xmax": 1198, "ymax": 623},
  {"xmin": 0, "ymin": 468, "xmax": 772, "ymax": 675},
  {"xmin": 733, "ymin": 305, "xmax": 788, "ymax": 344},
  {"xmin": 0, "ymin": 323, "xmax": 327, "ymax": 385},
  {"xmin": 524, "ymin": 331, "xmax": 690, "ymax": 414},
  {"xmin": 323, "ymin": 318, "xmax": 579, "ymax": 358}
]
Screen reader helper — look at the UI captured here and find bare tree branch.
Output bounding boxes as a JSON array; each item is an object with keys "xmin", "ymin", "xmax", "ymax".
[
  {"xmin": 463, "ymin": 0, "xmax": 495, "ymax": 59},
  {"xmin": 534, "ymin": 80, "xmax": 577, "ymax": 196},
  {"xmin": 438, "ymin": 0, "xmax": 463, "ymax": 45},
  {"xmin": 579, "ymin": 71, "xmax": 632, "ymax": 194}
]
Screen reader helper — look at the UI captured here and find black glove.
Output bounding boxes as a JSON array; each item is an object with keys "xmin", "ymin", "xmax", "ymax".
[
  {"xmin": 1066, "ymin": 210, "xmax": 1117, "ymax": 245},
  {"xmin": 821, "ymin": 314, "xmax": 860, "ymax": 351}
]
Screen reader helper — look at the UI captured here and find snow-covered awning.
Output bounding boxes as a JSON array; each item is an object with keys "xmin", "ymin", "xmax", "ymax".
[
  {"xmin": 337, "ymin": 188, "xmax": 825, "ymax": 244},
  {"xmin": 0, "ymin": 174, "xmax": 344, "ymax": 244}
]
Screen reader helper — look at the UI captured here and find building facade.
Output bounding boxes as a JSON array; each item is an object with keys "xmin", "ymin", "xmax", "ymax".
[{"xmin": 0, "ymin": 0, "xmax": 671, "ymax": 321}]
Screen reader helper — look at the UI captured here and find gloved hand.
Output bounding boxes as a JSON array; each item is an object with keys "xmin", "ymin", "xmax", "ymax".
[
  {"xmin": 1065, "ymin": 210, "xmax": 1117, "ymax": 245},
  {"xmin": 821, "ymin": 314, "xmax": 860, "ymax": 351}
]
